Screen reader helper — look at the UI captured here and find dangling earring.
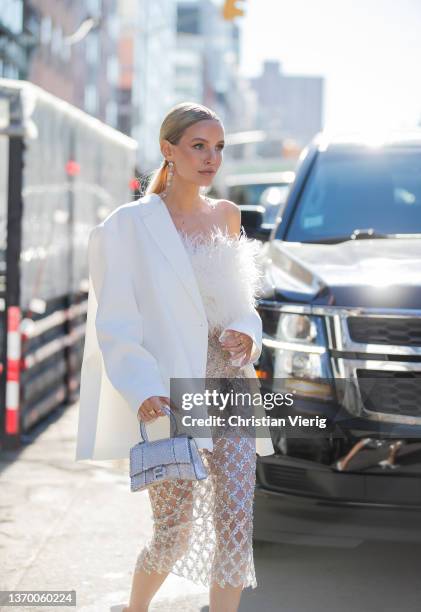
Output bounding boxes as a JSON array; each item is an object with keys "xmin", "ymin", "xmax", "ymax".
[{"xmin": 161, "ymin": 160, "xmax": 174, "ymax": 199}]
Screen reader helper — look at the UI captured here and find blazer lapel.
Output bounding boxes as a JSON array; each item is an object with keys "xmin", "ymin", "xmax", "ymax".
[{"xmin": 142, "ymin": 193, "xmax": 207, "ymax": 321}]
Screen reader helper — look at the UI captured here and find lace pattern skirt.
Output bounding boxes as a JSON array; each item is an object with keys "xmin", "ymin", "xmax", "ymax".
[{"xmin": 134, "ymin": 328, "xmax": 258, "ymax": 590}]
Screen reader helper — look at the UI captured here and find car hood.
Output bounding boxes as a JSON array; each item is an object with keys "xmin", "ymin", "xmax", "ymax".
[{"xmin": 263, "ymin": 237, "xmax": 421, "ymax": 308}]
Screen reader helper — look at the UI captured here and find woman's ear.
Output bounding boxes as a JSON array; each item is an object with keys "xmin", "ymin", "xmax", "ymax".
[{"xmin": 160, "ymin": 139, "xmax": 172, "ymax": 160}]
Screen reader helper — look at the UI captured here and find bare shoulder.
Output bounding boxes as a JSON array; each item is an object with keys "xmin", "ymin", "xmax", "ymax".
[
  {"xmin": 210, "ymin": 198, "xmax": 241, "ymax": 235},
  {"xmin": 211, "ymin": 198, "xmax": 240, "ymax": 215}
]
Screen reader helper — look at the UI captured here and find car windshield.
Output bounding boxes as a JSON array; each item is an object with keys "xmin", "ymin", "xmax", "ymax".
[{"xmin": 283, "ymin": 147, "xmax": 421, "ymax": 243}]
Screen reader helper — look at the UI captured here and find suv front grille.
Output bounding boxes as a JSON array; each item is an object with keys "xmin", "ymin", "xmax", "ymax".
[
  {"xmin": 348, "ymin": 316, "xmax": 421, "ymax": 346},
  {"xmin": 357, "ymin": 369, "xmax": 421, "ymax": 417}
]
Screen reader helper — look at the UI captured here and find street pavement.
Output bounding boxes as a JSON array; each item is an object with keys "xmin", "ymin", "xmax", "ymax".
[
  {"xmin": 1, "ymin": 401, "xmax": 421, "ymax": 612},
  {"xmin": 0, "ymin": 401, "xmax": 212, "ymax": 611}
]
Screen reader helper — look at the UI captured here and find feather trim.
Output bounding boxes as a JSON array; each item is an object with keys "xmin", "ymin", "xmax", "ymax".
[{"xmin": 178, "ymin": 227, "xmax": 265, "ymax": 330}]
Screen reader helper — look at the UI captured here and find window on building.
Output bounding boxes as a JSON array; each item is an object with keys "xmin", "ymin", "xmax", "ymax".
[
  {"xmin": 51, "ymin": 25, "xmax": 63, "ymax": 56},
  {"xmin": 84, "ymin": 83, "xmax": 98, "ymax": 114},
  {"xmin": 85, "ymin": 33, "xmax": 99, "ymax": 64},
  {"xmin": 3, "ymin": 0, "xmax": 23, "ymax": 35},
  {"xmin": 107, "ymin": 13, "xmax": 119, "ymax": 39},
  {"xmin": 106, "ymin": 100, "xmax": 118, "ymax": 127},
  {"xmin": 61, "ymin": 39, "xmax": 71, "ymax": 62},
  {"xmin": 86, "ymin": 0, "xmax": 101, "ymax": 18},
  {"xmin": 175, "ymin": 65, "xmax": 194, "ymax": 77},
  {"xmin": 4, "ymin": 63, "xmax": 19, "ymax": 79},
  {"xmin": 177, "ymin": 5, "xmax": 200, "ymax": 35},
  {"xmin": 40, "ymin": 16, "xmax": 52, "ymax": 45},
  {"xmin": 107, "ymin": 56, "xmax": 119, "ymax": 85}
]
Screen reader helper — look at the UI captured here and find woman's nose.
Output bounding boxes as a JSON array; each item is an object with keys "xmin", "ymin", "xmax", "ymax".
[{"xmin": 207, "ymin": 149, "xmax": 218, "ymax": 164}]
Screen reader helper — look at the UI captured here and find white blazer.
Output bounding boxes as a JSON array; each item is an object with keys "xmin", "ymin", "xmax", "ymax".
[{"xmin": 75, "ymin": 193, "xmax": 275, "ymax": 461}]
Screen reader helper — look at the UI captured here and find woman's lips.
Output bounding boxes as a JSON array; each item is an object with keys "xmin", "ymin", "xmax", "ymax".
[{"xmin": 198, "ymin": 170, "xmax": 215, "ymax": 175}]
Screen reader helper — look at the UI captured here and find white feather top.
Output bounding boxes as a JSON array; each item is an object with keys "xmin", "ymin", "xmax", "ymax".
[{"xmin": 177, "ymin": 227, "xmax": 264, "ymax": 331}]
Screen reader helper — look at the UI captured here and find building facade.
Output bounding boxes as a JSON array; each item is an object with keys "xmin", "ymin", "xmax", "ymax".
[
  {"xmin": 131, "ymin": 0, "xmax": 177, "ymax": 172},
  {"xmin": 116, "ymin": 0, "xmax": 136, "ymax": 136},
  {"xmin": 27, "ymin": 0, "xmax": 120, "ymax": 128},
  {"xmin": 0, "ymin": 0, "xmax": 39, "ymax": 79},
  {"xmin": 250, "ymin": 60, "xmax": 324, "ymax": 147},
  {"xmin": 175, "ymin": 0, "xmax": 245, "ymax": 130}
]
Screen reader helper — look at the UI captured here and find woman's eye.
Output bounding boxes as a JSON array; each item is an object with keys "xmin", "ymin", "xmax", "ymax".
[{"xmin": 193, "ymin": 143, "xmax": 224, "ymax": 150}]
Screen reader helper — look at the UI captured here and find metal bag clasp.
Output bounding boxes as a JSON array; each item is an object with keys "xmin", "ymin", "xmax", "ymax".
[{"xmin": 153, "ymin": 465, "xmax": 165, "ymax": 479}]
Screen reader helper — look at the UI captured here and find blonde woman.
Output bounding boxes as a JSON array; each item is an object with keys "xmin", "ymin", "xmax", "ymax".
[{"xmin": 76, "ymin": 102, "xmax": 274, "ymax": 612}]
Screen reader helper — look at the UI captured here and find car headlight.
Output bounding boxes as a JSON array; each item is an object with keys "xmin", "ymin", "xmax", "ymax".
[
  {"xmin": 279, "ymin": 312, "xmax": 319, "ymax": 344},
  {"xmin": 263, "ymin": 312, "xmax": 335, "ymax": 400}
]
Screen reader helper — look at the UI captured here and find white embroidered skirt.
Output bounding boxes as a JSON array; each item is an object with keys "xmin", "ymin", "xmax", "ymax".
[{"xmin": 134, "ymin": 328, "xmax": 258, "ymax": 590}]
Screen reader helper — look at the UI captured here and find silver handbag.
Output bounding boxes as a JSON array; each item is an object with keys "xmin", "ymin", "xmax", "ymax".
[{"xmin": 129, "ymin": 404, "xmax": 209, "ymax": 492}]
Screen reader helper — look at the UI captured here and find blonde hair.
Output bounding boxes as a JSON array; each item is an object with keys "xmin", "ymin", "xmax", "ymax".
[{"xmin": 145, "ymin": 102, "xmax": 221, "ymax": 196}]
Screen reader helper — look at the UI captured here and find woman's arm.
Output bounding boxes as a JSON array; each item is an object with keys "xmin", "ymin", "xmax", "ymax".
[
  {"xmin": 218, "ymin": 200, "xmax": 263, "ymax": 366},
  {"xmin": 88, "ymin": 223, "xmax": 168, "ymax": 415}
]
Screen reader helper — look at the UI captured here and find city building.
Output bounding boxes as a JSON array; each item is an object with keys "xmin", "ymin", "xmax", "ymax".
[
  {"xmin": 118, "ymin": 0, "xmax": 243, "ymax": 172},
  {"xmin": 116, "ymin": 0, "xmax": 136, "ymax": 136},
  {"xmin": 131, "ymin": 0, "xmax": 177, "ymax": 172},
  {"xmin": 175, "ymin": 0, "xmax": 245, "ymax": 130},
  {"xmin": 0, "ymin": 0, "xmax": 39, "ymax": 79},
  {"xmin": 250, "ymin": 59, "xmax": 324, "ymax": 146},
  {"xmin": 28, "ymin": 0, "xmax": 120, "ymax": 128},
  {"xmin": 28, "ymin": 0, "xmax": 81, "ymax": 106}
]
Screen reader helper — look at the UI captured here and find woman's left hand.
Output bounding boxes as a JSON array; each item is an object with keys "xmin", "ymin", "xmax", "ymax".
[{"xmin": 219, "ymin": 329, "xmax": 253, "ymax": 366}]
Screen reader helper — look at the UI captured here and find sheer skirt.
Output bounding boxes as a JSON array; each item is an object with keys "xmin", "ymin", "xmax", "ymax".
[{"xmin": 134, "ymin": 329, "xmax": 258, "ymax": 589}]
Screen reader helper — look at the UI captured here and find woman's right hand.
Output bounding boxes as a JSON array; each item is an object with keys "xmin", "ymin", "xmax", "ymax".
[{"xmin": 137, "ymin": 396, "xmax": 171, "ymax": 423}]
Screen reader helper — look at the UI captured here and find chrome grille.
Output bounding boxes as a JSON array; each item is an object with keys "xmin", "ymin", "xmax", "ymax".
[
  {"xmin": 258, "ymin": 301, "xmax": 421, "ymax": 424},
  {"xmin": 357, "ymin": 370, "xmax": 421, "ymax": 418},
  {"xmin": 348, "ymin": 316, "xmax": 421, "ymax": 346}
]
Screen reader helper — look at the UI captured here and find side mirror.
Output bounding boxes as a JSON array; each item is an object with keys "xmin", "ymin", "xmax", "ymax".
[{"xmin": 240, "ymin": 205, "xmax": 272, "ymax": 242}]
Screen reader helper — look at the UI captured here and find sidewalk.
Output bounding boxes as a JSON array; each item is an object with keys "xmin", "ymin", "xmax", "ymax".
[
  {"xmin": 4, "ymin": 400, "xmax": 420, "ymax": 612},
  {"xmin": 0, "ymin": 401, "xmax": 210, "ymax": 611}
]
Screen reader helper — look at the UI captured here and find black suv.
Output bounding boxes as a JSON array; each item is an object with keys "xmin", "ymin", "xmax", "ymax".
[{"xmin": 245, "ymin": 131, "xmax": 421, "ymax": 545}]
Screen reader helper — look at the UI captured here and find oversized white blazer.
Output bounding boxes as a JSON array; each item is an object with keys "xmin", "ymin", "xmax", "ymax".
[{"xmin": 75, "ymin": 193, "xmax": 275, "ymax": 461}]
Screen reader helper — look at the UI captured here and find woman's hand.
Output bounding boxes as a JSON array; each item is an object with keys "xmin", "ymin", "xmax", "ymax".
[
  {"xmin": 137, "ymin": 396, "xmax": 171, "ymax": 423},
  {"xmin": 219, "ymin": 329, "xmax": 253, "ymax": 366}
]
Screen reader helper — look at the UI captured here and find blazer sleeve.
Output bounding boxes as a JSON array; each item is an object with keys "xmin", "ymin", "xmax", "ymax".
[
  {"xmin": 88, "ymin": 223, "xmax": 168, "ymax": 415},
  {"xmin": 221, "ymin": 308, "xmax": 262, "ymax": 366},
  {"xmin": 219, "ymin": 231, "xmax": 264, "ymax": 368}
]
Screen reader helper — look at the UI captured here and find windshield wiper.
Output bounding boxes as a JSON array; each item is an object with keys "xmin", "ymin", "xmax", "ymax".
[
  {"xmin": 303, "ymin": 228, "xmax": 417, "ymax": 244},
  {"xmin": 350, "ymin": 228, "xmax": 387, "ymax": 240}
]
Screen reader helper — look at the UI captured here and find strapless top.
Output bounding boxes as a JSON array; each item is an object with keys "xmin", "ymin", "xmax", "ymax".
[{"xmin": 176, "ymin": 226, "xmax": 264, "ymax": 331}]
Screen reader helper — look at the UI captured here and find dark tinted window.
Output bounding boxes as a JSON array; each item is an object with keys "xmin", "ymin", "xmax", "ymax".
[
  {"xmin": 284, "ymin": 147, "xmax": 421, "ymax": 242},
  {"xmin": 228, "ymin": 183, "xmax": 290, "ymax": 224},
  {"xmin": 228, "ymin": 183, "xmax": 272, "ymax": 206}
]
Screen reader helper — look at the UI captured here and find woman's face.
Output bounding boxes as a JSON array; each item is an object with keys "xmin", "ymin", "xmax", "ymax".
[{"xmin": 164, "ymin": 119, "xmax": 225, "ymax": 187}]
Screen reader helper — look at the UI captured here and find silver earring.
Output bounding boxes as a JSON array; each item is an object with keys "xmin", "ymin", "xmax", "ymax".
[{"xmin": 161, "ymin": 160, "xmax": 174, "ymax": 198}]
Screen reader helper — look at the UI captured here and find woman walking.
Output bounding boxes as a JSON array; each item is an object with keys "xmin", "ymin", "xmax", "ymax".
[{"xmin": 76, "ymin": 102, "xmax": 274, "ymax": 612}]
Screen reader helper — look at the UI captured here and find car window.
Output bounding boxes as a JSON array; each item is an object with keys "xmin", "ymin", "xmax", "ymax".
[
  {"xmin": 259, "ymin": 185, "xmax": 290, "ymax": 224},
  {"xmin": 228, "ymin": 183, "xmax": 272, "ymax": 206},
  {"xmin": 228, "ymin": 183, "xmax": 290, "ymax": 224},
  {"xmin": 284, "ymin": 148, "xmax": 421, "ymax": 242}
]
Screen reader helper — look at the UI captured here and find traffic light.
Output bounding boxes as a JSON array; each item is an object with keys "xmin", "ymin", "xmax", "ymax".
[{"xmin": 222, "ymin": 0, "xmax": 245, "ymax": 20}]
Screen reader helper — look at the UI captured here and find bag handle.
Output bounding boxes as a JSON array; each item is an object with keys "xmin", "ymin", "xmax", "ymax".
[{"xmin": 139, "ymin": 404, "xmax": 179, "ymax": 442}]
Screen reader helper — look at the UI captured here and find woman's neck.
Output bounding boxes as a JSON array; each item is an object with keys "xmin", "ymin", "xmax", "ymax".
[{"xmin": 161, "ymin": 179, "xmax": 203, "ymax": 214}]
